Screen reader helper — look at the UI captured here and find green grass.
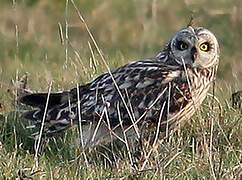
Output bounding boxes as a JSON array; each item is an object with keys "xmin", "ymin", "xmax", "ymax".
[{"xmin": 0, "ymin": 0, "xmax": 241, "ymax": 179}]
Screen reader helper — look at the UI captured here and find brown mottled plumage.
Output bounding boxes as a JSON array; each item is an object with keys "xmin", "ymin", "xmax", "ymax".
[{"xmin": 19, "ymin": 26, "xmax": 220, "ymax": 147}]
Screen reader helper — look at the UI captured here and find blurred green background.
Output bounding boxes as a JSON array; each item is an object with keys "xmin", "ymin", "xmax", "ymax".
[{"xmin": 0, "ymin": 0, "xmax": 241, "ymax": 111}]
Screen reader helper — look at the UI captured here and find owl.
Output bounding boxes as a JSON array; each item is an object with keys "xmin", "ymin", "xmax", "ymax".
[{"xmin": 20, "ymin": 26, "xmax": 220, "ymax": 148}]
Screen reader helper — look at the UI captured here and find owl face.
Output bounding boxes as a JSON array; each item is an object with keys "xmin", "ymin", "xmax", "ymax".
[{"xmin": 169, "ymin": 26, "xmax": 219, "ymax": 68}]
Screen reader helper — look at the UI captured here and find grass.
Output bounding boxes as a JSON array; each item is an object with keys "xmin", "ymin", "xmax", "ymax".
[{"xmin": 0, "ymin": 0, "xmax": 241, "ymax": 179}]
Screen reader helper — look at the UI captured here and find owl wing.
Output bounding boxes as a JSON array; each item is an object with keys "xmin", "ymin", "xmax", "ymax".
[{"xmin": 20, "ymin": 58, "xmax": 188, "ymax": 136}]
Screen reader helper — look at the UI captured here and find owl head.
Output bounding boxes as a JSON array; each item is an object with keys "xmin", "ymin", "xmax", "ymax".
[{"xmin": 168, "ymin": 26, "xmax": 220, "ymax": 68}]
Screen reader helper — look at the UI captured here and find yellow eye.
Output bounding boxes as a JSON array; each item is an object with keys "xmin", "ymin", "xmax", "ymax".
[
  {"xmin": 200, "ymin": 42, "xmax": 209, "ymax": 52},
  {"xmin": 177, "ymin": 41, "xmax": 188, "ymax": 51}
]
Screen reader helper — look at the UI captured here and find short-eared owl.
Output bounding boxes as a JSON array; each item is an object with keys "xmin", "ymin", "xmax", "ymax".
[{"xmin": 20, "ymin": 26, "xmax": 220, "ymax": 148}]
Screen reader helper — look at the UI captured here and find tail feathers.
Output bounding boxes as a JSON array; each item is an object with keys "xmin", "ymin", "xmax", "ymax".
[
  {"xmin": 19, "ymin": 86, "xmax": 91, "ymax": 138},
  {"xmin": 19, "ymin": 84, "xmax": 90, "ymax": 108},
  {"xmin": 31, "ymin": 122, "xmax": 72, "ymax": 139},
  {"xmin": 22, "ymin": 109, "xmax": 44, "ymax": 121},
  {"xmin": 23, "ymin": 110, "xmax": 73, "ymax": 138},
  {"xmin": 19, "ymin": 92, "xmax": 73, "ymax": 108},
  {"xmin": 22, "ymin": 107, "xmax": 73, "ymax": 138}
]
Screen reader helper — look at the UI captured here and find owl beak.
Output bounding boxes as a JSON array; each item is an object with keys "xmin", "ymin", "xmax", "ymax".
[{"xmin": 191, "ymin": 47, "xmax": 197, "ymax": 62}]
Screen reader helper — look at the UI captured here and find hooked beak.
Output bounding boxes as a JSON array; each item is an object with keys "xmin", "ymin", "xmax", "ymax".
[{"xmin": 191, "ymin": 47, "xmax": 197, "ymax": 62}]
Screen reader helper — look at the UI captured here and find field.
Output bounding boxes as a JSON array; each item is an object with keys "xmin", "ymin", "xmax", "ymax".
[{"xmin": 0, "ymin": 0, "xmax": 241, "ymax": 179}]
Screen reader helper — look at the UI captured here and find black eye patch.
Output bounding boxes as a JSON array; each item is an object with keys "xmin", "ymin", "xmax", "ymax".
[{"xmin": 177, "ymin": 41, "xmax": 188, "ymax": 51}]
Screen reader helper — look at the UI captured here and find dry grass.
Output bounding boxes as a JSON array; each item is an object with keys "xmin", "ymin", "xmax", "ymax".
[{"xmin": 0, "ymin": 0, "xmax": 241, "ymax": 179}]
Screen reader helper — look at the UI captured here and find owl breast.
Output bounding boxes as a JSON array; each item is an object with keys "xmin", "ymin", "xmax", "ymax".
[{"xmin": 164, "ymin": 65, "xmax": 217, "ymax": 130}]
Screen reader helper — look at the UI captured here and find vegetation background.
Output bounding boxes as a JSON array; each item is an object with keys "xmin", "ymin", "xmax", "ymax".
[{"xmin": 0, "ymin": 0, "xmax": 241, "ymax": 179}]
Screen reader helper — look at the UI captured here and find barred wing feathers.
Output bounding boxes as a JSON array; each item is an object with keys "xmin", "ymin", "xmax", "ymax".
[{"xmin": 19, "ymin": 58, "xmax": 212, "ymax": 143}]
